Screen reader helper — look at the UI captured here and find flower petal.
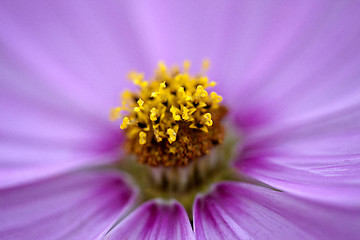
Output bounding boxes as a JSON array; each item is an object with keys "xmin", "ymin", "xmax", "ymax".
[
  {"xmin": 237, "ymin": 105, "xmax": 360, "ymax": 206},
  {"xmin": 106, "ymin": 199, "xmax": 194, "ymax": 240},
  {"xmin": 0, "ymin": 169, "xmax": 137, "ymax": 240},
  {"xmin": 194, "ymin": 182, "xmax": 360, "ymax": 240},
  {"xmin": 222, "ymin": 1, "xmax": 360, "ymax": 130},
  {"xmin": 0, "ymin": 1, "xmax": 143, "ymax": 188},
  {"xmin": 120, "ymin": 1, "xmax": 360, "ymax": 135},
  {"xmin": 0, "ymin": 91, "xmax": 125, "ymax": 188},
  {"xmin": 0, "ymin": 0, "xmax": 156, "ymax": 115},
  {"xmin": 0, "ymin": 0, "xmax": 169, "ymax": 189}
]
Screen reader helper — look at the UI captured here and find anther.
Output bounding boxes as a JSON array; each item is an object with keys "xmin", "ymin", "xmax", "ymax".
[
  {"xmin": 120, "ymin": 117, "xmax": 130, "ymax": 129},
  {"xmin": 139, "ymin": 131, "xmax": 147, "ymax": 145},
  {"xmin": 111, "ymin": 60, "xmax": 227, "ymax": 167}
]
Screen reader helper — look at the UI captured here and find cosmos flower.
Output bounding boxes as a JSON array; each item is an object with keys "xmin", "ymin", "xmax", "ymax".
[{"xmin": 1, "ymin": 1, "xmax": 360, "ymax": 240}]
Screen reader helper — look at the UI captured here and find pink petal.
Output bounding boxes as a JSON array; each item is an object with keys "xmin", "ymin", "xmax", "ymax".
[
  {"xmin": 223, "ymin": 1, "xmax": 360, "ymax": 130},
  {"xmin": 0, "ymin": 170, "xmax": 137, "ymax": 240},
  {"xmin": 0, "ymin": 0, "xmax": 150, "ymax": 188},
  {"xmin": 237, "ymin": 105, "xmax": 360, "ymax": 206},
  {"xmin": 0, "ymin": 91, "xmax": 125, "ymax": 188},
  {"xmin": 123, "ymin": 1, "xmax": 360, "ymax": 132},
  {"xmin": 0, "ymin": 0, "xmax": 157, "ymax": 115},
  {"xmin": 106, "ymin": 199, "xmax": 194, "ymax": 240},
  {"xmin": 194, "ymin": 182, "xmax": 360, "ymax": 240}
]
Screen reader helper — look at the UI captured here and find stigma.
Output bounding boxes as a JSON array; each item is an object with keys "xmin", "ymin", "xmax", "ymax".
[{"xmin": 110, "ymin": 60, "xmax": 227, "ymax": 167}]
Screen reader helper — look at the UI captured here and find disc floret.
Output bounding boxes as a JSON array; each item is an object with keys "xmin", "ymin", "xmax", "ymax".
[{"xmin": 111, "ymin": 60, "xmax": 227, "ymax": 167}]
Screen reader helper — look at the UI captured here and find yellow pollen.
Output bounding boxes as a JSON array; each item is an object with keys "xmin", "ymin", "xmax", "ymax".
[
  {"xmin": 209, "ymin": 81, "xmax": 216, "ymax": 87},
  {"xmin": 202, "ymin": 113, "xmax": 213, "ymax": 126},
  {"xmin": 182, "ymin": 107, "xmax": 190, "ymax": 120},
  {"xmin": 160, "ymin": 81, "xmax": 166, "ymax": 89},
  {"xmin": 210, "ymin": 92, "xmax": 223, "ymax": 104},
  {"xmin": 170, "ymin": 106, "xmax": 181, "ymax": 121},
  {"xmin": 139, "ymin": 131, "xmax": 147, "ymax": 145},
  {"xmin": 178, "ymin": 87, "xmax": 191, "ymax": 101},
  {"xmin": 109, "ymin": 107, "xmax": 121, "ymax": 121},
  {"xmin": 158, "ymin": 61, "xmax": 167, "ymax": 75},
  {"xmin": 166, "ymin": 128, "xmax": 177, "ymax": 144},
  {"xmin": 150, "ymin": 108, "xmax": 158, "ymax": 121},
  {"xmin": 134, "ymin": 99, "xmax": 144, "ymax": 112},
  {"xmin": 120, "ymin": 117, "xmax": 130, "ymax": 129},
  {"xmin": 195, "ymin": 85, "xmax": 208, "ymax": 99},
  {"xmin": 128, "ymin": 72, "xmax": 148, "ymax": 88},
  {"xmin": 137, "ymin": 98, "xmax": 144, "ymax": 107},
  {"xmin": 111, "ymin": 60, "xmax": 227, "ymax": 166}
]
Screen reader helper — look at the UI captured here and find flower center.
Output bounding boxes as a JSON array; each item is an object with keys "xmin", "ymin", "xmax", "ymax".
[
  {"xmin": 111, "ymin": 60, "xmax": 240, "ymax": 215},
  {"xmin": 111, "ymin": 60, "xmax": 227, "ymax": 167}
]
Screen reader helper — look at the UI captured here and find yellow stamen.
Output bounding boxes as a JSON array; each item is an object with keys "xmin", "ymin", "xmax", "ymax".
[
  {"xmin": 129, "ymin": 72, "xmax": 148, "ymax": 88},
  {"xmin": 120, "ymin": 117, "xmax": 130, "ymax": 129},
  {"xmin": 170, "ymin": 106, "xmax": 181, "ymax": 121},
  {"xmin": 109, "ymin": 107, "xmax": 121, "ymax": 121},
  {"xmin": 150, "ymin": 108, "xmax": 158, "ymax": 121},
  {"xmin": 167, "ymin": 128, "xmax": 177, "ymax": 144},
  {"xmin": 134, "ymin": 98, "xmax": 144, "ymax": 112},
  {"xmin": 158, "ymin": 61, "xmax": 167, "ymax": 74},
  {"xmin": 160, "ymin": 81, "xmax": 166, "ymax": 89},
  {"xmin": 202, "ymin": 113, "xmax": 213, "ymax": 126},
  {"xmin": 111, "ymin": 60, "xmax": 227, "ymax": 166},
  {"xmin": 139, "ymin": 131, "xmax": 147, "ymax": 145},
  {"xmin": 182, "ymin": 106, "xmax": 190, "ymax": 120},
  {"xmin": 210, "ymin": 92, "xmax": 223, "ymax": 104},
  {"xmin": 209, "ymin": 81, "xmax": 216, "ymax": 87},
  {"xmin": 194, "ymin": 85, "xmax": 208, "ymax": 99},
  {"xmin": 178, "ymin": 87, "xmax": 192, "ymax": 101}
]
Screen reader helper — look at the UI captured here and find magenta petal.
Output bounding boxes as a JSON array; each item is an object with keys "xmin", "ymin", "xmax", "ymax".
[
  {"xmin": 106, "ymin": 199, "xmax": 194, "ymax": 240},
  {"xmin": 194, "ymin": 182, "xmax": 360, "ymax": 240},
  {"xmin": 0, "ymin": 170, "xmax": 137, "ymax": 240},
  {"xmin": 237, "ymin": 106, "xmax": 360, "ymax": 206}
]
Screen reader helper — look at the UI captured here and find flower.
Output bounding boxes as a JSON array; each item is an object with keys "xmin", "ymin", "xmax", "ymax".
[{"xmin": 1, "ymin": 1, "xmax": 360, "ymax": 240}]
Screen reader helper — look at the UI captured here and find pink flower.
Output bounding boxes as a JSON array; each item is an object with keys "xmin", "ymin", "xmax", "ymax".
[{"xmin": 1, "ymin": 1, "xmax": 360, "ymax": 239}]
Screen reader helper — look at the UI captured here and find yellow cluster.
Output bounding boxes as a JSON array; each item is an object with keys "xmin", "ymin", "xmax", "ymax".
[{"xmin": 110, "ymin": 60, "xmax": 223, "ymax": 145}]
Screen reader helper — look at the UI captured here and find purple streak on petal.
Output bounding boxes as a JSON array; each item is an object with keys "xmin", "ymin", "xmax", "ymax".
[
  {"xmin": 0, "ymin": 170, "xmax": 137, "ymax": 240},
  {"xmin": 194, "ymin": 182, "xmax": 360, "ymax": 240},
  {"xmin": 106, "ymin": 199, "xmax": 194, "ymax": 240},
  {"xmin": 236, "ymin": 105, "xmax": 360, "ymax": 206}
]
